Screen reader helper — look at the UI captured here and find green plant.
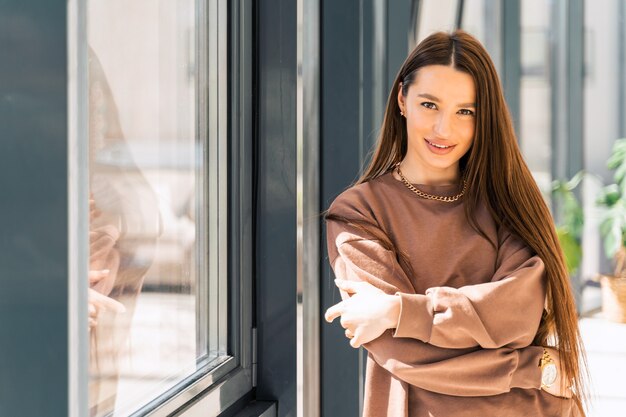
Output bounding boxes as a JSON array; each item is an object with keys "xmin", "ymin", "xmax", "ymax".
[
  {"xmin": 552, "ymin": 171, "xmax": 584, "ymax": 275},
  {"xmin": 597, "ymin": 138, "xmax": 626, "ymax": 276}
]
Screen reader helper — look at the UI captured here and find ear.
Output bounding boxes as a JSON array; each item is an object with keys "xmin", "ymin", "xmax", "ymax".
[{"xmin": 397, "ymin": 82, "xmax": 405, "ymax": 114}]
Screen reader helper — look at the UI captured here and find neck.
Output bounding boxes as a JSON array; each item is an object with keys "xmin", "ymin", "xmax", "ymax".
[{"xmin": 397, "ymin": 156, "xmax": 461, "ymax": 186}]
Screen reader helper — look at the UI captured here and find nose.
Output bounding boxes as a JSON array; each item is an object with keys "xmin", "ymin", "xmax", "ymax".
[{"xmin": 433, "ymin": 113, "xmax": 453, "ymax": 139}]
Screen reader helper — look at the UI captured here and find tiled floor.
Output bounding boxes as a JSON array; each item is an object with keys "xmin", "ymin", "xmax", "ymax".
[
  {"xmin": 579, "ymin": 311, "xmax": 626, "ymax": 416},
  {"xmin": 95, "ymin": 292, "xmax": 197, "ymax": 416}
]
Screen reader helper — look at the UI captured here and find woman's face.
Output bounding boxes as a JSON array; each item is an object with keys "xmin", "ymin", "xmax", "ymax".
[{"xmin": 397, "ymin": 64, "xmax": 476, "ymax": 176}]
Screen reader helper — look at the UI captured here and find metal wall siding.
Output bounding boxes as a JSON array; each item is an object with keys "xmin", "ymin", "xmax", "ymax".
[
  {"xmin": 255, "ymin": 0, "xmax": 298, "ymax": 415},
  {"xmin": 0, "ymin": 1, "xmax": 69, "ymax": 417}
]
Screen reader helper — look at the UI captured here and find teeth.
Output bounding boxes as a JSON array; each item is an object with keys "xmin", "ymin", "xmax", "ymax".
[{"xmin": 427, "ymin": 140, "xmax": 452, "ymax": 149}]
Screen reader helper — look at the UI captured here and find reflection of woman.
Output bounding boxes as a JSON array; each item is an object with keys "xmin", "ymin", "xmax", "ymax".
[
  {"xmin": 88, "ymin": 46, "xmax": 160, "ymax": 416},
  {"xmin": 324, "ymin": 31, "xmax": 588, "ymax": 416},
  {"xmin": 88, "ymin": 195, "xmax": 125, "ymax": 330}
]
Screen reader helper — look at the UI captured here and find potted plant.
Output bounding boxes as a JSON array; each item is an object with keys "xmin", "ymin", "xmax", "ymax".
[{"xmin": 596, "ymin": 138, "xmax": 626, "ymax": 322}]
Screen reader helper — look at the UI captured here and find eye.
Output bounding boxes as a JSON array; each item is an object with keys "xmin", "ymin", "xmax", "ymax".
[
  {"xmin": 458, "ymin": 108, "xmax": 475, "ymax": 116},
  {"xmin": 421, "ymin": 101, "xmax": 437, "ymax": 110}
]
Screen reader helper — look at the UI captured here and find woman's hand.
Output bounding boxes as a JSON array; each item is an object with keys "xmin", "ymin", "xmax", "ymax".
[
  {"xmin": 88, "ymin": 287, "xmax": 126, "ymax": 330},
  {"xmin": 89, "ymin": 196, "xmax": 101, "ymax": 222},
  {"xmin": 325, "ymin": 279, "xmax": 400, "ymax": 348},
  {"xmin": 541, "ymin": 347, "xmax": 573, "ymax": 399}
]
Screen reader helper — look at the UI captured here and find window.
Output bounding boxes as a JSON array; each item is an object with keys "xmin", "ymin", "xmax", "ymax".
[
  {"xmin": 76, "ymin": 0, "xmax": 253, "ymax": 415},
  {"xmin": 581, "ymin": 0, "xmax": 626, "ymax": 303},
  {"xmin": 411, "ymin": 0, "xmax": 461, "ymax": 46},
  {"xmin": 519, "ymin": 0, "xmax": 552, "ymax": 193}
]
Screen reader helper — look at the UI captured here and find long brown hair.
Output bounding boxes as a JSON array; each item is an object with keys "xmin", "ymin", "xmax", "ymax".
[{"xmin": 329, "ymin": 30, "xmax": 589, "ymax": 412}]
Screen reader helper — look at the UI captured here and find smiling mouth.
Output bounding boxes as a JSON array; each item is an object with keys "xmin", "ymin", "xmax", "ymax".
[{"xmin": 425, "ymin": 138, "xmax": 455, "ymax": 149}]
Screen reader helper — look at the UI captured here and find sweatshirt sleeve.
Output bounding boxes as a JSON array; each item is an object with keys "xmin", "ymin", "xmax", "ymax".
[
  {"xmin": 330, "ymin": 235, "xmax": 543, "ymax": 396},
  {"xmin": 326, "ymin": 198, "xmax": 544, "ymax": 395},
  {"xmin": 392, "ymin": 227, "xmax": 546, "ymax": 349},
  {"xmin": 366, "ymin": 329, "xmax": 543, "ymax": 396}
]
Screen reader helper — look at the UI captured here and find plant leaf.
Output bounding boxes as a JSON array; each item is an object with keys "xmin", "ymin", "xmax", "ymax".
[
  {"xmin": 597, "ymin": 184, "xmax": 620, "ymax": 207},
  {"xmin": 608, "ymin": 139, "xmax": 626, "ymax": 169},
  {"xmin": 604, "ymin": 214, "xmax": 624, "ymax": 259},
  {"xmin": 566, "ymin": 170, "xmax": 584, "ymax": 190},
  {"xmin": 557, "ymin": 228, "xmax": 582, "ymax": 274}
]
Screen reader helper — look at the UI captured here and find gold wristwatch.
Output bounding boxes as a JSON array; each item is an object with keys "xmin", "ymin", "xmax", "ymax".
[{"xmin": 539, "ymin": 348, "xmax": 558, "ymax": 389}]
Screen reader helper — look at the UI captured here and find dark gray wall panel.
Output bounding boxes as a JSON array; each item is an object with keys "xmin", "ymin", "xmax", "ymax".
[
  {"xmin": 255, "ymin": 0, "xmax": 297, "ymax": 416},
  {"xmin": 502, "ymin": 0, "xmax": 521, "ymax": 135},
  {"xmin": 321, "ymin": 2, "xmax": 363, "ymax": 417},
  {"xmin": 0, "ymin": 2, "xmax": 68, "ymax": 417},
  {"xmin": 386, "ymin": 0, "xmax": 411, "ymax": 93}
]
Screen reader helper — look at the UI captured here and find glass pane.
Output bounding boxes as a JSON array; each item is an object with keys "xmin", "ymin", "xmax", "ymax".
[
  {"xmin": 86, "ymin": 1, "xmax": 209, "ymax": 415},
  {"xmin": 581, "ymin": 0, "xmax": 625, "ymax": 301},
  {"xmin": 461, "ymin": 0, "xmax": 486, "ymax": 43},
  {"xmin": 414, "ymin": 0, "xmax": 459, "ymax": 44},
  {"xmin": 520, "ymin": 0, "xmax": 552, "ymax": 192}
]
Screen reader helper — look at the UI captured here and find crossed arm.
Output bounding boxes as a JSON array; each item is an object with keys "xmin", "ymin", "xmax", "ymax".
[{"xmin": 324, "ymin": 207, "xmax": 570, "ymax": 398}]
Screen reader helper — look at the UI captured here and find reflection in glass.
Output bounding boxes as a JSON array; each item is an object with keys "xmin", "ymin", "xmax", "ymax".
[{"xmin": 87, "ymin": 1, "xmax": 205, "ymax": 415}]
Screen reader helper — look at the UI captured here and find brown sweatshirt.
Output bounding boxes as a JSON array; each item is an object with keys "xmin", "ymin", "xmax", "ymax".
[{"xmin": 325, "ymin": 171, "xmax": 579, "ymax": 417}]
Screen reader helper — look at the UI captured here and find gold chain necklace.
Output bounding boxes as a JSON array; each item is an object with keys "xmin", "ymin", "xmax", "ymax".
[{"xmin": 395, "ymin": 162, "xmax": 467, "ymax": 203}]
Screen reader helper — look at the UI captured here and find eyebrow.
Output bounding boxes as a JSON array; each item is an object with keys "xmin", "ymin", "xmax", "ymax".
[{"xmin": 417, "ymin": 93, "xmax": 476, "ymax": 108}]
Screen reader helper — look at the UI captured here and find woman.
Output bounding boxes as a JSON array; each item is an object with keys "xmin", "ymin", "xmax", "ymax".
[{"xmin": 324, "ymin": 30, "xmax": 588, "ymax": 417}]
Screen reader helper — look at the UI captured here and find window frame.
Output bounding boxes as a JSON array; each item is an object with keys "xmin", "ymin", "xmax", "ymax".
[{"xmin": 68, "ymin": 0, "xmax": 255, "ymax": 415}]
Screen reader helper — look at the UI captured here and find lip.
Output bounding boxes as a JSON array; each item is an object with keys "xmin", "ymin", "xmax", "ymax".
[{"xmin": 424, "ymin": 138, "xmax": 456, "ymax": 155}]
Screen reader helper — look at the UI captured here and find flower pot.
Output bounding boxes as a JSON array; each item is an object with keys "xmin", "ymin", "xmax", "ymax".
[{"xmin": 599, "ymin": 274, "xmax": 626, "ymax": 323}]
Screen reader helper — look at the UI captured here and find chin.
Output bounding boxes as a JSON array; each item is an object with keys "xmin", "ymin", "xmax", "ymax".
[{"xmin": 423, "ymin": 156, "xmax": 460, "ymax": 171}]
